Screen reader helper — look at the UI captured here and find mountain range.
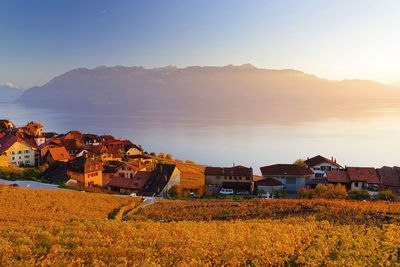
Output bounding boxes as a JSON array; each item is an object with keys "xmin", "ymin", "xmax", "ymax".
[
  {"xmin": 0, "ymin": 84, "xmax": 22, "ymax": 102},
  {"xmin": 16, "ymin": 64, "xmax": 400, "ymax": 123}
]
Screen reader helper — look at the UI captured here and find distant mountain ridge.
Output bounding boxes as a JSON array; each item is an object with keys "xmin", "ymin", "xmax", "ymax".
[
  {"xmin": 16, "ymin": 64, "xmax": 400, "ymax": 123},
  {"xmin": 0, "ymin": 84, "xmax": 22, "ymax": 102}
]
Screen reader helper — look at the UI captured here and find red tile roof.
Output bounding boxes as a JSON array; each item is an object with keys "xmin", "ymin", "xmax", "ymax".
[
  {"xmin": 205, "ymin": 165, "xmax": 252, "ymax": 177},
  {"xmin": 107, "ymin": 171, "xmax": 152, "ymax": 190},
  {"xmin": 347, "ymin": 167, "xmax": 380, "ymax": 184},
  {"xmin": 376, "ymin": 166, "xmax": 400, "ymax": 187},
  {"xmin": 326, "ymin": 171, "xmax": 350, "ymax": 183},
  {"xmin": 260, "ymin": 164, "xmax": 314, "ymax": 176},
  {"xmin": 304, "ymin": 155, "xmax": 342, "ymax": 168},
  {"xmin": 47, "ymin": 147, "xmax": 71, "ymax": 161},
  {"xmin": 256, "ymin": 177, "xmax": 283, "ymax": 186}
]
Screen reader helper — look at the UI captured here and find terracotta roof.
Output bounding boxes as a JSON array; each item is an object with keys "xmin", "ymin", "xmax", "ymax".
[
  {"xmin": 304, "ymin": 155, "xmax": 342, "ymax": 168},
  {"xmin": 326, "ymin": 171, "xmax": 350, "ymax": 183},
  {"xmin": 107, "ymin": 171, "xmax": 152, "ymax": 190},
  {"xmin": 59, "ymin": 139, "xmax": 85, "ymax": 151},
  {"xmin": 205, "ymin": 165, "xmax": 252, "ymax": 176},
  {"xmin": 260, "ymin": 164, "xmax": 314, "ymax": 176},
  {"xmin": 257, "ymin": 177, "xmax": 283, "ymax": 186},
  {"xmin": 347, "ymin": 167, "xmax": 380, "ymax": 184},
  {"xmin": 376, "ymin": 166, "xmax": 400, "ymax": 187},
  {"xmin": 47, "ymin": 147, "xmax": 70, "ymax": 161}
]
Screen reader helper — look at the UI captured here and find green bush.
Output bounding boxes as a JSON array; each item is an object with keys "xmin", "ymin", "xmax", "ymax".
[
  {"xmin": 375, "ymin": 190, "xmax": 398, "ymax": 201},
  {"xmin": 348, "ymin": 188, "xmax": 370, "ymax": 200}
]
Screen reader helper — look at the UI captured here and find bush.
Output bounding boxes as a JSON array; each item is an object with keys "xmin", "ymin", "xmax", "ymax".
[
  {"xmin": 375, "ymin": 190, "xmax": 398, "ymax": 201},
  {"xmin": 273, "ymin": 189, "xmax": 288, "ymax": 199},
  {"xmin": 314, "ymin": 184, "xmax": 347, "ymax": 199},
  {"xmin": 297, "ymin": 188, "xmax": 312, "ymax": 199},
  {"xmin": 348, "ymin": 188, "xmax": 370, "ymax": 200}
]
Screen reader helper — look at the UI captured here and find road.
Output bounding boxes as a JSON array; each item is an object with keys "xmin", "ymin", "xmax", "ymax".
[{"xmin": 0, "ymin": 179, "xmax": 62, "ymax": 190}]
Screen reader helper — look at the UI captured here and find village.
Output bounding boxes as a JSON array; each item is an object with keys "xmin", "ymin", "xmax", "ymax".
[{"xmin": 0, "ymin": 119, "xmax": 399, "ymax": 199}]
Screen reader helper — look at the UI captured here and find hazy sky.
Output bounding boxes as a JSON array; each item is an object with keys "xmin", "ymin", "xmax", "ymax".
[{"xmin": 1, "ymin": 0, "xmax": 400, "ymax": 88}]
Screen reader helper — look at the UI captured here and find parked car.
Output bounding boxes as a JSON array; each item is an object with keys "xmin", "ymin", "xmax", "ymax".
[
  {"xmin": 219, "ymin": 188, "xmax": 234, "ymax": 195},
  {"xmin": 236, "ymin": 191, "xmax": 249, "ymax": 195},
  {"xmin": 10, "ymin": 183, "xmax": 19, "ymax": 187}
]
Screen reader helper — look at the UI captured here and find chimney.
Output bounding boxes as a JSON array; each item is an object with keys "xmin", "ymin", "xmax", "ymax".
[
  {"xmin": 331, "ymin": 156, "xmax": 333, "ymax": 161},
  {"xmin": 233, "ymin": 162, "xmax": 235, "ymax": 167}
]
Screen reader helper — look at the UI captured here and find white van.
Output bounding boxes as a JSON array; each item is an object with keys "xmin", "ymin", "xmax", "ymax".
[{"xmin": 219, "ymin": 188, "xmax": 234, "ymax": 195}]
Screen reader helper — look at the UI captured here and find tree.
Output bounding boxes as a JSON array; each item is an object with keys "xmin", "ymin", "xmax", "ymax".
[
  {"xmin": 165, "ymin": 154, "xmax": 172, "ymax": 160},
  {"xmin": 158, "ymin": 153, "xmax": 165, "ymax": 158},
  {"xmin": 293, "ymin": 159, "xmax": 308, "ymax": 168}
]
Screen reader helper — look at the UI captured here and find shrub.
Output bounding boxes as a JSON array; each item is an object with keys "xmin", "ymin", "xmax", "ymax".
[
  {"xmin": 297, "ymin": 188, "xmax": 312, "ymax": 199},
  {"xmin": 348, "ymin": 188, "xmax": 370, "ymax": 200},
  {"xmin": 314, "ymin": 184, "xmax": 347, "ymax": 199},
  {"xmin": 375, "ymin": 190, "xmax": 398, "ymax": 201}
]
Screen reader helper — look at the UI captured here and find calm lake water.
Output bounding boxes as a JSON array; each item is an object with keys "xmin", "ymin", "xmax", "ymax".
[{"xmin": 2, "ymin": 103, "xmax": 400, "ymax": 174}]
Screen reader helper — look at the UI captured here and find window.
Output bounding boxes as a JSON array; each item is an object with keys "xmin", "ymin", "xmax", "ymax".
[
  {"xmin": 25, "ymin": 155, "xmax": 29, "ymax": 159},
  {"xmin": 216, "ymin": 176, "xmax": 220, "ymax": 180},
  {"xmin": 12, "ymin": 157, "xmax": 15, "ymax": 160},
  {"xmin": 246, "ymin": 177, "xmax": 250, "ymax": 180},
  {"xmin": 25, "ymin": 150, "xmax": 29, "ymax": 153},
  {"xmin": 19, "ymin": 156, "xmax": 22, "ymax": 160},
  {"xmin": 286, "ymin": 178, "xmax": 296, "ymax": 184},
  {"xmin": 354, "ymin": 182, "xmax": 358, "ymax": 187}
]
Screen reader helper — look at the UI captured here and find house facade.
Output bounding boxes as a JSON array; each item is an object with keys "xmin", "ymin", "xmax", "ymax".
[
  {"xmin": 204, "ymin": 165, "xmax": 253, "ymax": 192},
  {"xmin": 260, "ymin": 164, "xmax": 314, "ymax": 192},
  {"xmin": 66, "ymin": 156, "xmax": 103, "ymax": 187},
  {"xmin": 325, "ymin": 167, "xmax": 380, "ymax": 193},
  {"xmin": 304, "ymin": 155, "xmax": 342, "ymax": 178},
  {"xmin": 0, "ymin": 135, "xmax": 36, "ymax": 166}
]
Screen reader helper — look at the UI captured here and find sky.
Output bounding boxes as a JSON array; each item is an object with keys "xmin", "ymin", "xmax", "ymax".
[{"xmin": 1, "ymin": 0, "xmax": 400, "ymax": 88}]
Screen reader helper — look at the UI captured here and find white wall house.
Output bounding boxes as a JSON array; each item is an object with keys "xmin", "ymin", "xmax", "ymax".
[{"xmin": 305, "ymin": 155, "xmax": 343, "ymax": 178}]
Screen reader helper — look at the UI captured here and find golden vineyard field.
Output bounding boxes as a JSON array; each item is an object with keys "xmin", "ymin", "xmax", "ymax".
[{"xmin": 0, "ymin": 185, "xmax": 400, "ymax": 266}]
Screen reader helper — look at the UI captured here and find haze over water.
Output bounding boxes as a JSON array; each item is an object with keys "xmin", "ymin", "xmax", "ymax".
[{"xmin": 3, "ymin": 102, "xmax": 400, "ymax": 174}]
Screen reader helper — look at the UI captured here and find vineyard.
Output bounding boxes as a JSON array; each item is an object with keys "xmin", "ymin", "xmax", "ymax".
[{"xmin": 0, "ymin": 185, "xmax": 399, "ymax": 266}]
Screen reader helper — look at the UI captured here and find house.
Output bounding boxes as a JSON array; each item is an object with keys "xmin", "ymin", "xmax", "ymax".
[
  {"xmin": 325, "ymin": 167, "xmax": 380, "ymax": 192},
  {"xmin": 43, "ymin": 147, "xmax": 71, "ymax": 165},
  {"xmin": 115, "ymin": 160, "xmax": 147, "ymax": 179},
  {"xmin": 0, "ymin": 120, "xmax": 15, "ymax": 132},
  {"xmin": 260, "ymin": 164, "xmax": 314, "ymax": 192},
  {"xmin": 0, "ymin": 135, "xmax": 36, "ymax": 166},
  {"xmin": 64, "ymin": 130, "xmax": 82, "ymax": 140},
  {"xmin": 107, "ymin": 163, "xmax": 180, "ymax": 198},
  {"xmin": 204, "ymin": 165, "xmax": 253, "ymax": 192},
  {"xmin": 66, "ymin": 156, "xmax": 103, "ymax": 187},
  {"xmin": 306, "ymin": 178, "xmax": 328, "ymax": 189},
  {"xmin": 304, "ymin": 155, "xmax": 342, "ymax": 178},
  {"xmin": 102, "ymin": 139, "xmax": 135, "ymax": 156},
  {"xmin": 256, "ymin": 177, "xmax": 284, "ymax": 193},
  {"xmin": 376, "ymin": 166, "xmax": 400, "ymax": 195},
  {"xmin": 59, "ymin": 139, "xmax": 86, "ymax": 156},
  {"xmin": 82, "ymin": 134, "xmax": 99, "ymax": 146},
  {"xmin": 347, "ymin": 167, "xmax": 380, "ymax": 191},
  {"xmin": 126, "ymin": 146, "xmax": 142, "ymax": 156},
  {"xmin": 141, "ymin": 164, "xmax": 181, "ymax": 198},
  {"xmin": 107, "ymin": 171, "xmax": 152, "ymax": 194},
  {"xmin": 19, "ymin": 121, "xmax": 44, "ymax": 137},
  {"xmin": 102, "ymin": 160, "xmax": 125, "ymax": 186},
  {"xmin": 40, "ymin": 139, "xmax": 64, "ymax": 157}
]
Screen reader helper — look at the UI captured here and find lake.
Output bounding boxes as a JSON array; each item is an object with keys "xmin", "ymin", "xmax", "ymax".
[{"xmin": 2, "ymin": 103, "xmax": 400, "ymax": 174}]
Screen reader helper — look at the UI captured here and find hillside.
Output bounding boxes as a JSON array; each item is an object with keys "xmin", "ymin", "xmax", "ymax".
[
  {"xmin": 0, "ymin": 186, "xmax": 399, "ymax": 265},
  {"xmin": 17, "ymin": 65, "xmax": 400, "ymax": 124}
]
